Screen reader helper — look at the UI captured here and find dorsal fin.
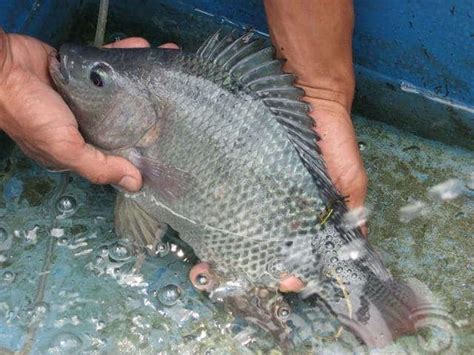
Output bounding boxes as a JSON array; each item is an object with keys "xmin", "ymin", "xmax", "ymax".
[{"xmin": 194, "ymin": 30, "xmax": 341, "ymax": 203}]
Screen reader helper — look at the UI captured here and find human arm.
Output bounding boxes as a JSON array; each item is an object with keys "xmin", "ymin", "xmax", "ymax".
[{"xmin": 263, "ymin": 0, "xmax": 367, "ymax": 211}]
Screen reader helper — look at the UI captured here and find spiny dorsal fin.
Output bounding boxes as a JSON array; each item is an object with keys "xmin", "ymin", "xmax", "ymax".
[{"xmin": 195, "ymin": 30, "xmax": 339, "ymax": 202}]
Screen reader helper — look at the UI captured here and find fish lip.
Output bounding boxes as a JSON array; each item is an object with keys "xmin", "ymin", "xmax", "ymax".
[{"xmin": 48, "ymin": 50, "xmax": 69, "ymax": 85}]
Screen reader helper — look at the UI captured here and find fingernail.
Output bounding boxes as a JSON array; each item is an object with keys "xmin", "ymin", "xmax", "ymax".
[{"xmin": 118, "ymin": 176, "xmax": 140, "ymax": 192}]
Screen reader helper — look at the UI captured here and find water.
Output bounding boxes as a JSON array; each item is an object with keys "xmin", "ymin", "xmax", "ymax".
[{"xmin": 1, "ymin": 3, "xmax": 473, "ymax": 353}]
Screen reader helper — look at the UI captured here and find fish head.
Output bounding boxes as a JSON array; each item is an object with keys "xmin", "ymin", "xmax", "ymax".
[{"xmin": 49, "ymin": 44, "xmax": 173, "ymax": 150}]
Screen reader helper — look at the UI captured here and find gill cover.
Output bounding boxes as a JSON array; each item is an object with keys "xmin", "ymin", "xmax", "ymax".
[{"xmin": 53, "ymin": 45, "xmax": 172, "ymax": 150}]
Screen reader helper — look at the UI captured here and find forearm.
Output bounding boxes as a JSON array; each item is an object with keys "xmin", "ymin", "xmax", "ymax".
[{"xmin": 263, "ymin": 0, "xmax": 355, "ymax": 112}]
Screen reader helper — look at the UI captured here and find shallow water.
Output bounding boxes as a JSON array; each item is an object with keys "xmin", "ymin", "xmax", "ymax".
[
  {"xmin": 1, "ymin": 3, "xmax": 473, "ymax": 353},
  {"xmin": 1, "ymin": 114, "xmax": 472, "ymax": 354}
]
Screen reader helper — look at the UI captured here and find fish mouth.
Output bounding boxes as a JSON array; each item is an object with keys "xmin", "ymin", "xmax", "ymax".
[{"xmin": 48, "ymin": 50, "xmax": 70, "ymax": 86}]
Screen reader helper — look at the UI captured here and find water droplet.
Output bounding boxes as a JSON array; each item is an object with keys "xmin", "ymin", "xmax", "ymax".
[
  {"xmin": 358, "ymin": 141, "xmax": 367, "ymax": 151},
  {"xmin": 325, "ymin": 241, "xmax": 335, "ymax": 249},
  {"xmin": 55, "ymin": 195, "xmax": 77, "ymax": 215},
  {"xmin": 108, "ymin": 242, "xmax": 131, "ymax": 262},
  {"xmin": 351, "ymin": 273, "xmax": 358, "ymax": 279},
  {"xmin": 336, "ymin": 267, "xmax": 343, "ymax": 273},
  {"xmin": 57, "ymin": 237, "xmax": 68, "ymax": 246},
  {"xmin": 3, "ymin": 271, "xmax": 15, "ymax": 282},
  {"xmin": 330, "ymin": 256, "xmax": 338, "ymax": 263},
  {"xmin": 48, "ymin": 332, "xmax": 82, "ymax": 352},
  {"xmin": 96, "ymin": 255, "xmax": 105, "ymax": 264},
  {"xmin": 157, "ymin": 284, "xmax": 181, "ymax": 306}
]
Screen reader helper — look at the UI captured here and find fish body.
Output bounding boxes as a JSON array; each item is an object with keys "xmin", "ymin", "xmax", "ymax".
[{"xmin": 50, "ymin": 31, "xmax": 429, "ymax": 348}]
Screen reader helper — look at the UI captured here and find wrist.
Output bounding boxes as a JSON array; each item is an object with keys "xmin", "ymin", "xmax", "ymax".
[{"xmin": 297, "ymin": 76, "xmax": 355, "ymax": 116}]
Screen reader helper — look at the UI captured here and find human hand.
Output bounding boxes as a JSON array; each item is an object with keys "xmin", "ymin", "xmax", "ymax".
[{"xmin": 0, "ymin": 30, "xmax": 150, "ymax": 191}]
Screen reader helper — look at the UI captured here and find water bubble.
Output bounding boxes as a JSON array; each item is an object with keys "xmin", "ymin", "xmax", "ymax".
[
  {"xmin": 57, "ymin": 237, "xmax": 68, "ymax": 246},
  {"xmin": 358, "ymin": 141, "xmax": 367, "ymax": 151},
  {"xmin": 108, "ymin": 242, "xmax": 131, "ymax": 262},
  {"xmin": 154, "ymin": 242, "xmax": 170, "ymax": 257},
  {"xmin": 428, "ymin": 179, "xmax": 464, "ymax": 200},
  {"xmin": 96, "ymin": 255, "xmax": 105, "ymax": 264},
  {"xmin": 330, "ymin": 256, "xmax": 338, "ymax": 263},
  {"xmin": 399, "ymin": 200, "xmax": 429, "ymax": 223},
  {"xmin": 3, "ymin": 271, "xmax": 15, "ymax": 282},
  {"xmin": 336, "ymin": 267, "xmax": 343, "ymax": 273},
  {"xmin": 325, "ymin": 241, "xmax": 335, "ymax": 250},
  {"xmin": 156, "ymin": 284, "xmax": 182, "ymax": 306},
  {"xmin": 48, "ymin": 332, "xmax": 82, "ymax": 352},
  {"xmin": 55, "ymin": 195, "xmax": 77, "ymax": 215}
]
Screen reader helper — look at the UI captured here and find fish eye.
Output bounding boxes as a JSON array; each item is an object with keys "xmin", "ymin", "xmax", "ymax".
[
  {"xmin": 89, "ymin": 63, "xmax": 110, "ymax": 88},
  {"xmin": 90, "ymin": 71, "xmax": 104, "ymax": 87}
]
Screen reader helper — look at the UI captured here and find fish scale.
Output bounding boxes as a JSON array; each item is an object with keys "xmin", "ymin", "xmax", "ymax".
[{"xmin": 50, "ymin": 30, "xmax": 435, "ymax": 348}]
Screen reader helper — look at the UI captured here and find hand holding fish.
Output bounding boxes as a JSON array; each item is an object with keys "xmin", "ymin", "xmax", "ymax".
[
  {"xmin": 264, "ymin": 0, "xmax": 367, "ymax": 212},
  {"xmin": 0, "ymin": 30, "xmax": 145, "ymax": 191}
]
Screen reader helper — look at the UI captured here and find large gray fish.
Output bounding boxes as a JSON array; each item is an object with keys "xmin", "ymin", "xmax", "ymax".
[{"xmin": 49, "ymin": 31, "xmax": 431, "ymax": 348}]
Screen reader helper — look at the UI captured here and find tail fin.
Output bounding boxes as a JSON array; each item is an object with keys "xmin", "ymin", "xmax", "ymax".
[{"xmin": 325, "ymin": 274, "xmax": 441, "ymax": 348}]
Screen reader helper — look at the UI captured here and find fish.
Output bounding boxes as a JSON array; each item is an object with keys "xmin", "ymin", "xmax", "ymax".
[{"xmin": 49, "ymin": 30, "xmax": 432, "ymax": 349}]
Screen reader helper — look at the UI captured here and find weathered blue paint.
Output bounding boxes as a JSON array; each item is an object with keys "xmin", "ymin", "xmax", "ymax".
[{"xmin": 0, "ymin": 0, "xmax": 472, "ymax": 149}]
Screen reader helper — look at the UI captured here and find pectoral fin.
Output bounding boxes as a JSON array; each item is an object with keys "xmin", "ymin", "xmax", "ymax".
[
  {"xmin": 114, "ymin": 193, "xmax": 167, "ymax": 252},
  {"xmin": 129, "ymin": 149, "xmax": 194, "ymax": 204}
]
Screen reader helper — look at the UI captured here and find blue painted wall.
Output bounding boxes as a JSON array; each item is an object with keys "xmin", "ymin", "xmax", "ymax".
[{"xmin": 1, "ymin": 0, "xmax": 472, "ymax": 149}]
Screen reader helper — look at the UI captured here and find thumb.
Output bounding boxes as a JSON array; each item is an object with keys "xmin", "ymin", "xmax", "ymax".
[
  {"xmin": 0, "ymin": 28, "xmax": 13, "ymax": 80},
  {"xmin": 70, "ymin": 143, "xmax": 142, "ymax": 192}
]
